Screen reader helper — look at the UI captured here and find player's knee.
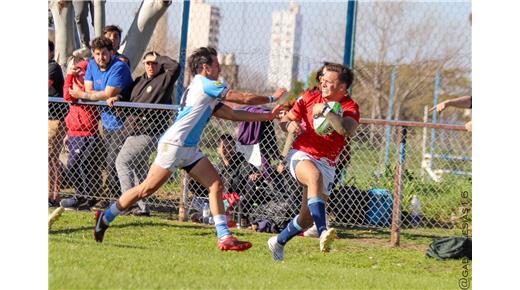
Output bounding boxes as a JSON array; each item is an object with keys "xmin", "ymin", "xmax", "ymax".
[{"xmin": 208, "ymin": 179, "xmax": 224, "ymax": 195}]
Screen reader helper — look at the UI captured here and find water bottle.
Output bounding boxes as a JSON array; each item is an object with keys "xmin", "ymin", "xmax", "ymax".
[
  {"xmin": 410, "ymin": 195, "xmax": 422, "ymax": 228},
  {"xmin": 202, "ymin": 202, "xmax": 210, "ymax": 224}
]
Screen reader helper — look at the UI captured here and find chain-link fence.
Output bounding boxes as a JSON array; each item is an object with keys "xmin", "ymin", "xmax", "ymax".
[
  {"xmin": 49, "ymin": 0, "xmax": 471, "ymax": 239},
  {"xmin": 48, "ymin": 98, "xmax": 471, "ymax": 238}
]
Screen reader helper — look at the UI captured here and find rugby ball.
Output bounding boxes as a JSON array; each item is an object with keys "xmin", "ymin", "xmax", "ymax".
[{"xmin": 313, "ymin": 102, "xmax": 343, "ymax": 135}]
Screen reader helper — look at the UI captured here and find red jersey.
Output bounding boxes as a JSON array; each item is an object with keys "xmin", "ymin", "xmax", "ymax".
[{"xmin": 290, "ymin": 89, "xmax": 360, "ymax": 163}]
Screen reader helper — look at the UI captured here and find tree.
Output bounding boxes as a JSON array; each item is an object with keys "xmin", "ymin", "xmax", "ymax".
[
  {"xmin": 48, "ymin": 0, "xmax": 172, "ymax": 74},
  {"xmin": 311, "ymin": 2, "xmax": 471, "ymax": 122},
  {"xmin": 49, "ymin": 0, "xmax": 76, "ymax": 70},
  {"xmin": 287, "ymin": 79, "xmax": 304, "ymax": 104},
  {"xmin": 120, "ymin": 0, "xmax": 172, "ymax": 72}
]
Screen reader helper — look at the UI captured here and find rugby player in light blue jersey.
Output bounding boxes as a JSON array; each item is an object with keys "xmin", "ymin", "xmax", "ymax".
[{"xmin": 94, "ymin": 47, "xmax": 287, "ymax": 251}]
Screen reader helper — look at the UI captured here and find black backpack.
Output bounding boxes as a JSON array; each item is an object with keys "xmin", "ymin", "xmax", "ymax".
[{"xmin": 426, "ymin": 236, "xmax": 472, "ymax": 260}]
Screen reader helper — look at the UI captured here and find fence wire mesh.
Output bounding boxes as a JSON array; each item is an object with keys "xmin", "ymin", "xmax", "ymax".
[
  {"xmin": 49, "ymin": 100, "xmax": 471, "ymax": 236},
  {"xmin": 49, "ymin": 0, "xmax": 471, "ymax": 238}
]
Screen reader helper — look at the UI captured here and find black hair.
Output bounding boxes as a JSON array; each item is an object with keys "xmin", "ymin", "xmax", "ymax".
[
  {"xmin": 103, "ymin": 25, "xmax": 123, "ymax": 38},
  {"xmin": 188, "ymin": 47, "xmax": 217, "ymax": 76},
  {"xmin": 48, "ymin": 40, "xmax": 55, "ymax": 52}
]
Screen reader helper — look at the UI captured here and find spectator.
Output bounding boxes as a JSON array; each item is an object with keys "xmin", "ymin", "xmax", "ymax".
[
  {"xmin": 72, "ymin": 0, "xmax": 94, "ymax": 49},
  {"xmin": 48, "ymin": 40, "xmax": 66, "ymax": 207},
  {"xmin": 60, "ymin": 59, "xmax": 103, "ymax": 210},
  {"xmin": 110, "ymin": 52, "xmax": 180, "ymax": 215},
  {"xmin": 103, "ymin": 25, "xmax": 130, "ymax": 66},
  {"xmin": 430, "ymin": 95, "xmax": 472, "ymax": 132},
  {"xmin": 66, "ymin": 36, "xmax": 133, "ymax": 209}
]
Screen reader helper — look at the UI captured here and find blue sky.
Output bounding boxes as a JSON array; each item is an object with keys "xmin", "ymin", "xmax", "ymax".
[{"xmin": 105, "ymin": 0, "xmax": 471, "ymax": 89}]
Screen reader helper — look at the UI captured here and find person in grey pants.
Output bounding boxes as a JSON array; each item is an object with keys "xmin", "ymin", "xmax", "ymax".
[
  {"xmin": 114, "ymin": 52, "xmax": 180, "ymax": 215},
  {"xmin": 73, "ymin": 0, "xmax": 94, "ymax": 49}
]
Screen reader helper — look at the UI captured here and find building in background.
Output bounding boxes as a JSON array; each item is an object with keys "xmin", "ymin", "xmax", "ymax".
[
  {"xmin": 188, "ymin": 0, "xmax": 220, "ymax": 54},
  {"xmin": 267, "ymin": 2, "xmax": 302, "ymax": 90},
  {"xmin": 184, "ymin": 0, "xmax": 221, "ymax": 86},
  {"xmin": 219, "ymin": 53, "xmax": 239, "ymax": 89}
]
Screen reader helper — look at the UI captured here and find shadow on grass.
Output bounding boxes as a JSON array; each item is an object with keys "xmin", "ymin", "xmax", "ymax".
[
  {"xmin": 49, "ymin": 220, "xmax": 212, "ymax": 235},
  {"xmin": 50, "ymin": 236, "xmax": 148, "ymax": 250},
  {"xmin": 335, "ymin": 226, "xmax": 446, "ymax": 241}
]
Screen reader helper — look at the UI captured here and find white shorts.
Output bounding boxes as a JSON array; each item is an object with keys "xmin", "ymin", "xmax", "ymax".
[
  {"xmin": 287, "ymin": 149, "xmax": 336, "ymax": 196},
  {"xmin": 154, "ymin": 142, "xmax": 205, "ymax": 172}
]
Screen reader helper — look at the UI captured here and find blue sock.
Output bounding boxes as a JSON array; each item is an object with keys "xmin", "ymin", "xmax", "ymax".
[
  {"xmin": 308, "ymin": 197, "xmax": 327, "ymax": 237},
  {"xmin": 103, "ymin": 202, "xmax": 122, "ymax": 225},
  {"xmin": 214, "ymin": 214, "xmax": 232, "ymax": 239},
  {"xmin": 277, "ymin": 215, "xmax": 303, "ymax": 245}
]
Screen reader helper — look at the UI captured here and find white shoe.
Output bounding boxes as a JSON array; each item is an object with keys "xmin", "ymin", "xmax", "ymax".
[
  {"xmin": 303, "ymin": 224, "xmax": 319, "ymax": 238},
  {"xmin": 319, "ymin": 228, "xmax": 337, "ymax": 252},
  {"xmin": 267, "ymin": 236, "xmax": 285, "ymax": 261}
]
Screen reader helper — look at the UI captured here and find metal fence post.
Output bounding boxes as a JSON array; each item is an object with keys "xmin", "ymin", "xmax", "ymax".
[
  {"xmin": 390, "ymin": 126, "xmax": 407, "ymax": 247},
  {"xmin": 343, "ymin": 0, "xmax": 357, "ymax": 69},
  {"xmin": 430, "ymin": 71, "xmax": 441, "ymax": 153},
  {"xmin": 384, "ymin": 68, "xmax": 397, "ymax": 166},
  {"xmin": 175, "ymin": 0, "xmax": 191, "ymax": 104}
]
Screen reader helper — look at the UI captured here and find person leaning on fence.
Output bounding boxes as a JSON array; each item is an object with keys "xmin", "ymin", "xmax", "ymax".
[
  {"xmin": 103, "ymin": 25, "xmax": 130, "ymax": 66},
  {"xmin": 93, "ymin": 46, "xmax": 287, "ymax": 252},
  {"xmin": 48, "ymin": 40, "xmax": 67, "ymax": 207},
  {"xmin": 430, "ymin": 95, "xmax": 472, "ymax": 132},
  {"xmin": 61, "ymin": 59, "xmax": 103, "ymax": 210},
  {"xmin": 108, "ymin": 51, "xmax": 181, "ymax": 216},
  {"xmin": 67, "ymin": 36, "xmax": 134, "ymax": 210},
  {"xmin": 267, "ymin": 62, "xmax": 360, "ymax": 261}
]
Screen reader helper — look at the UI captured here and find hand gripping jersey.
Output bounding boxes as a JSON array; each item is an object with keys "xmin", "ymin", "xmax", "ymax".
[
  {"xmin": 290, "ymin": 89, "xmax": 360, "ymax": 164},
  {"xmin": 159, "ymin": 75, "xmax": 229, "ymax": 147}
]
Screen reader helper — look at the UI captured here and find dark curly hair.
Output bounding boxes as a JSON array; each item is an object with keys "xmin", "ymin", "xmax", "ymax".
[
  {"xmin": 323, "ymin": 62, "xmax": 354, "ymax": 89},
  {"xmin": 90, "ymin": 36, "xmax": 113, "ymax": 52},
  {"xmin": 188, "ymin": 47, "xmax": 217, "ymax": 76}
]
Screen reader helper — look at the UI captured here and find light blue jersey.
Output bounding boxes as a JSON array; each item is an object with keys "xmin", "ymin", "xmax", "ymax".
[{"xmin": 159, "ymin": 75, "xmax": 229, "ymax": 147}]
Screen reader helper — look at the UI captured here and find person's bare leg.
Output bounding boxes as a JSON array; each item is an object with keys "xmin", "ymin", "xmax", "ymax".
[
  {"xmin": 188, "ymin": 157, "xmax": 252, "ymax": 251},
  {"xmin": 118, "ymin": 164, "xmax": 173, "ymax": 210},
  {"xmin": 94, "ymin": 164, "xmax": 172, "ymax": 243},
  {"xmin": 295, "ymin": 160, "xmax": 329, "ymax": 202},
  {"xmin": 295, "ymin": 160, "xmax": 335, "ymax": 251},
  {"xmin": 186, "ymin": 157, "xmax": 225, "ymax": 216}
]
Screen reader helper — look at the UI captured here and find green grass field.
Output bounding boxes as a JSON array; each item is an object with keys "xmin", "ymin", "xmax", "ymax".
[{"xmin": 49, "ymin": 210, "xmax": 470, "ymax": 289}]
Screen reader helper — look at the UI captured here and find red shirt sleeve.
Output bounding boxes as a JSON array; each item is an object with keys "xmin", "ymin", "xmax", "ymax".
[
  {"xmin": 289, "ymin": 95, "xmax": 306, "ymax": 120},
  {"xmin": 342, "ymin": 99, "xmax": 360, "ymax": 123},
  {"xmin": 63, "ymin": 74, "xmax": 76, "ymax": 102}
]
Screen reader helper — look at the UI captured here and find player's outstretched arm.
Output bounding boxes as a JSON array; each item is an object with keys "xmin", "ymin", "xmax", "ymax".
[
  {"xmin": 213, "ymin": 103, "xmax": 282, "ymax": 122},
  {"xmin": 225, "ymin": 88, "xmax": 287, "ymax": 105},
  {"xmin": 430, "ymin": 95, "xmax": 472, "ymax": 113}
]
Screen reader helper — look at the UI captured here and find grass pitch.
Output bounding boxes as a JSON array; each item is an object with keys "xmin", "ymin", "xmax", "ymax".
[{"xmin": 49, "ymin": 210, "xmax": 469, "ymax": 289}]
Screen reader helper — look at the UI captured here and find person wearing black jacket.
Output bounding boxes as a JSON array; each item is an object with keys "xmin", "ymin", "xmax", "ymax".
[{"xmin": 95, "ymin": 52, "xmax": 180, "ymax": 214}]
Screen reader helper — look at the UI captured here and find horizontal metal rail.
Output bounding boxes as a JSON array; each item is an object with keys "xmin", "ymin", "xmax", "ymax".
[
  {"xmin": 360, "ymin": 118, "xmax": 467, "ymax": 131},
  {"xmin": 48, "ymin": 97, "xmax": 179, "ymax": 111}
]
